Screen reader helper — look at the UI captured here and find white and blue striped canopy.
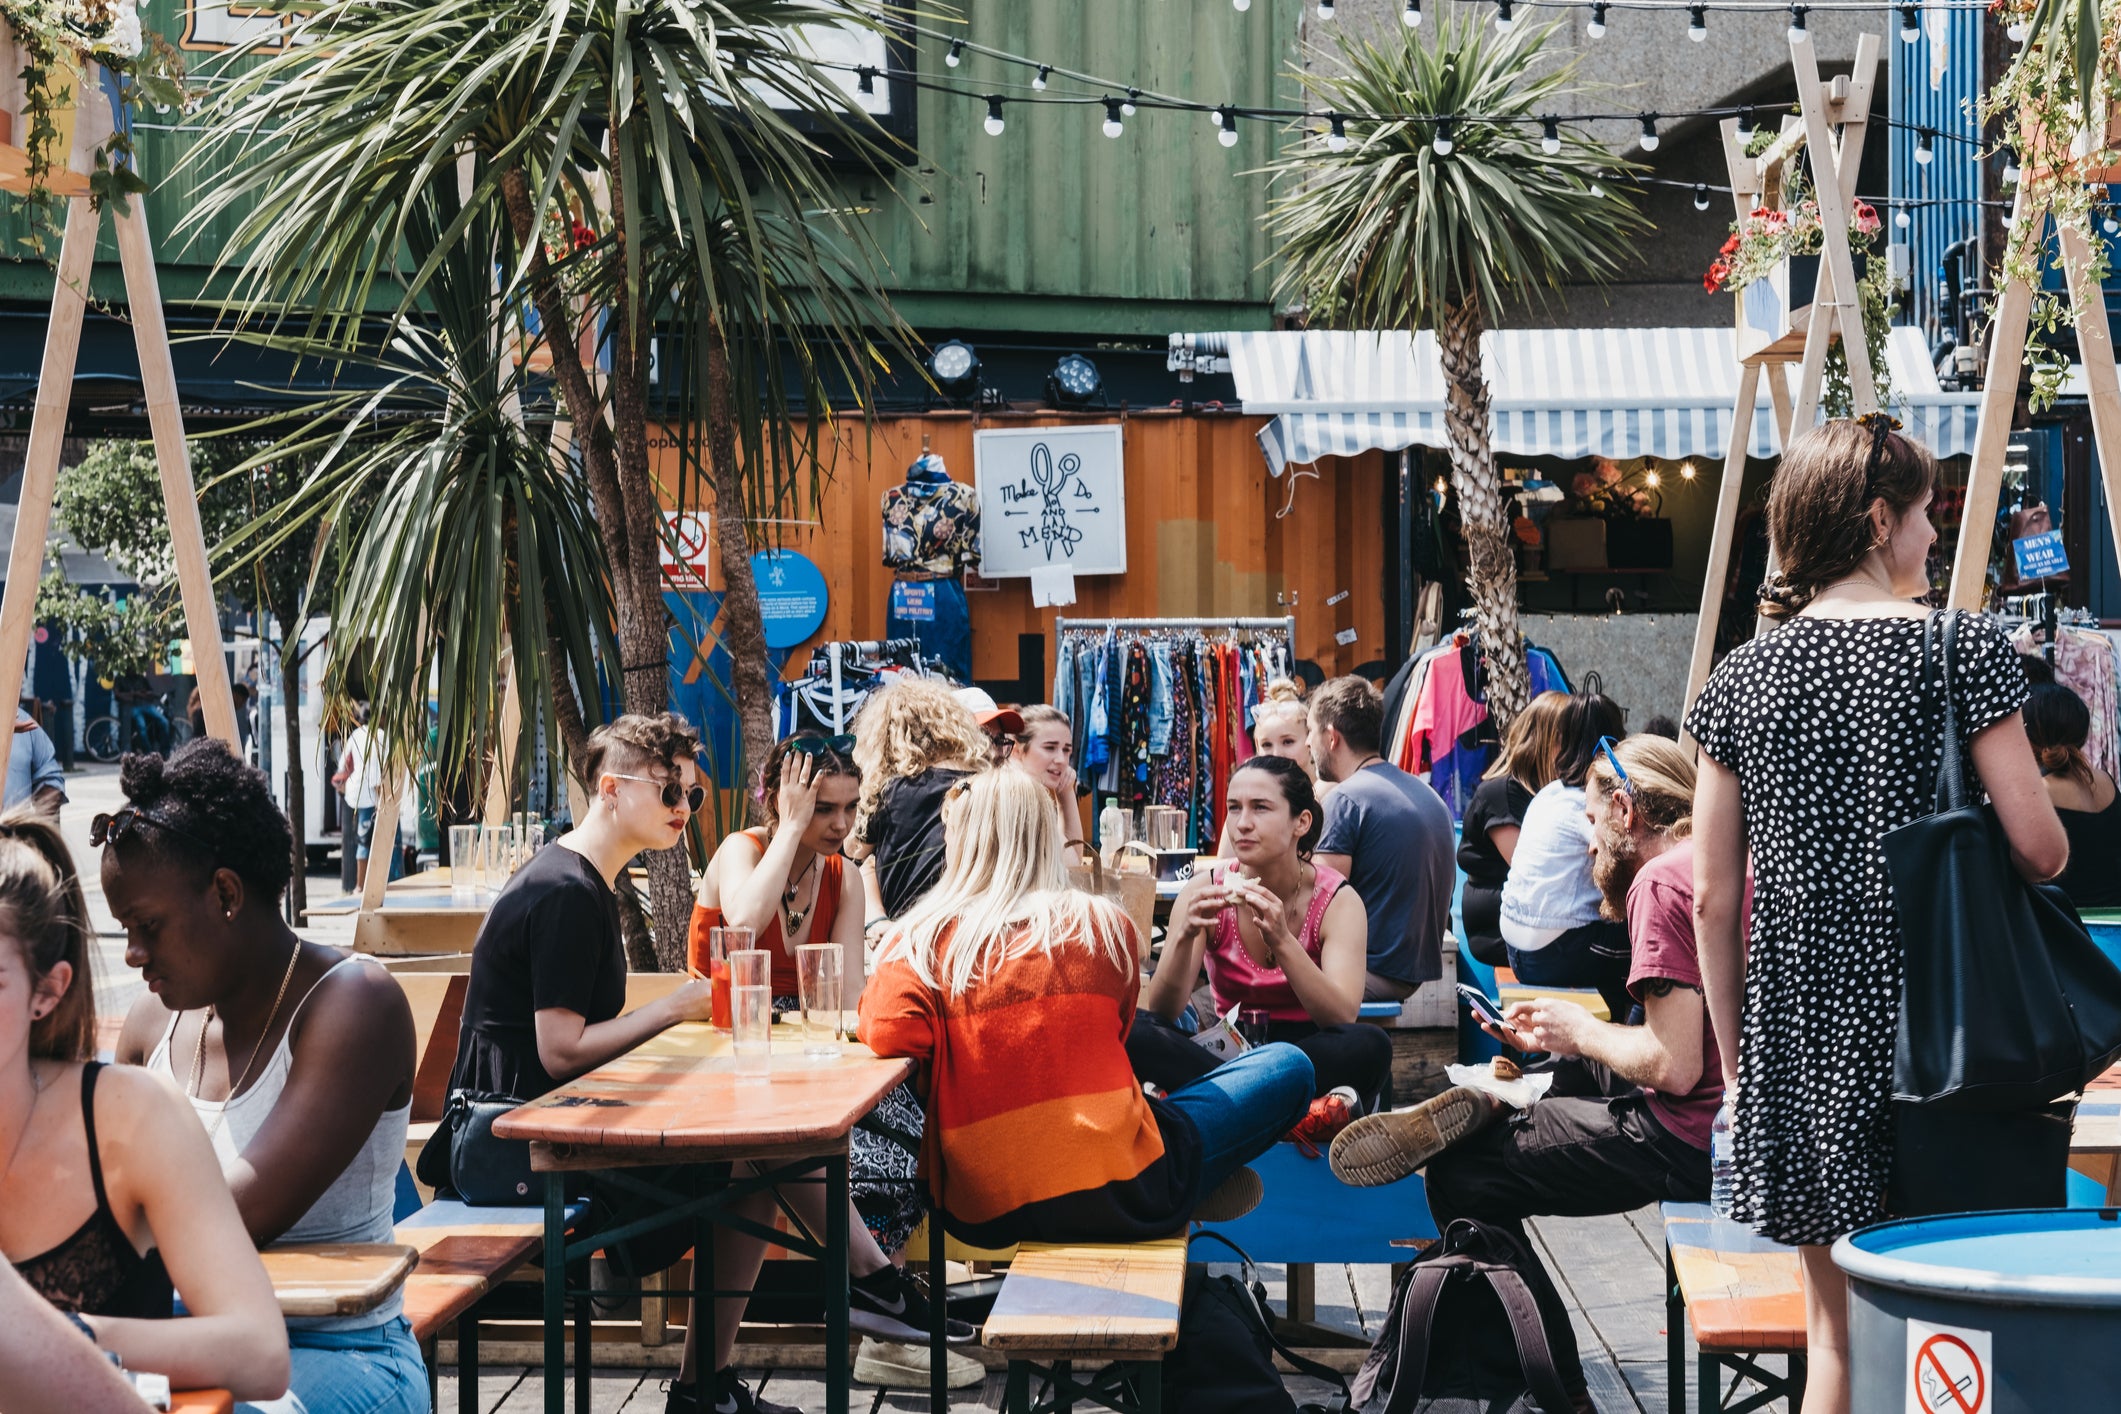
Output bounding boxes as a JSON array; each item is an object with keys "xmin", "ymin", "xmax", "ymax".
[{"xmin": 1171, "ymin": 327, "xmax": 1982, "ymax": 476}]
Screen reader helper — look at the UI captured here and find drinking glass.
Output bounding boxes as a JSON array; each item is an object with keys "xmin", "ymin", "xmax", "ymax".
[
  {"xmin": 448, "ymin": 825, "xmax": 479, "ymax": 905},
  {"xmin": 695, "ymin": 926, "xmax": 752, "ymax": 1031},
  {"xmin": 795, "ymin": 944, "xmax": 843, "ymax": 1059},
  {"xmin": 478, "ymin": 824, "xmax": 512, "ymax": 896},
  {"xmin": 1238, "ymin": 1008, "xmax": 1273, "ymax": 1050},
  {"xmin": 729, "ymin": 950, "xmax": 773, "ymax": 1077}
]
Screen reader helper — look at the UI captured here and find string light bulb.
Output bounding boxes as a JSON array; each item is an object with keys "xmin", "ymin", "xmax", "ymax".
[
  {"xmin": 1645, "ymin": 469, "xmax": 1662, "ymax": 488},
  {"xmin": 1032, "ymin": 64, "xmax": 1050, "ymax": 92},
  {"xmin": 1433, "ymin": 118, "xmax": 1455, "ymax": 156},
  {"xmin": 1639, "ymin": 113, "xmax": 1660, "ymax": 152},
  {"xmin": 1102, "ymin": 98, "xmax": 1124, "ymax": 139},
  {"xmin": 944, "ymin": 38, "xmax": 963, "ymax": 68},
  {"xmin": 1586, "ymin": 1, "xmax": 1607, "ymax": 37},
  {"xmin": 1590, "ymin": 176, "xmax": 1605, "ymax": 198},
  {"xmin": 1495, "ymin": 0, "xmax": 1515, "ymax": 32},
  {"xmin": 1541, "ymin": 117, "xmax": 1561, "ymax": 155},
  {"xmin": 1318, "ymin": 0, "xmax": 1336, "ymax": 17},
  {"xmin": 1895, "ymin": 205, "xmax": 1911, "ymax": 228},
  {"xmin": 2106, "ymin": 209, "xmax": 2121, "ymax": 237},
  {"xmin": 1914, "ymin": 128, "xmax": 1933, "ymax": 164},
  {"xmin": 1688, "ymin": 4, "xmax": 1706, "ymax": 41},
  {"xmin": 1787, "ymin": 4, "xmax": 1809, "ymax": 43},
  {"xmin": 1403, "ymin": 0, "xmax": 1422, "ymax": 25},
  {"xmin": 1216, "ymin": 108, "xmax": 1240, "ymax": 147},
  {"xmin": 984, "ymin": 96, "xmax": 1005, "ymax": 136},
  {"xmin": 856, "ymin": 66, "xmax": 875, "ymax": 96},
  {"xmin": 1899, "ymin": 4, "xmax": 1920, "ymax": 42},
  {"xmin": 1233, "ymin": 0, "xmax": 1251, "ymax": 10},
  {"xmin": 1122, "ymin": 88, "xmax": 1138, "ymax": 117},
  {"xmin": 1736, "ymin": 106, "xmax": 1757, "ymax": 141},
  {"xmin": 1680, "ymin": 462, "xmax": 1697, "ymax": 481},
  {"xmin": 1327, "ymin": 113, "xmax": 1349, "ymax": 152},
  {"xmin": 2007, "ymin": 18, "xmax": 2029, "ymax": 41},
  {"xmin": 2002, "ymin": 149, "xmax": 2020, "ymax": 184},
  {"xmin": 1694, "ymin": 182, "xmax": 1710, "ymax": 210}
]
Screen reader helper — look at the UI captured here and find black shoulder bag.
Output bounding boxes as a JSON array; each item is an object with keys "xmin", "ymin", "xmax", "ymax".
[
  {"xmin": 1884, "ymin": 610, "xmax": 2121, "ymax": 1111},
  {"xmin": 416, "ymin": 1091, "xmax": 537, "ymax": 1206}
]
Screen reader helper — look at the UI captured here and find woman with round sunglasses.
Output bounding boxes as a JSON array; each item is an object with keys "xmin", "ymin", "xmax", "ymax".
[{"xmin": 447, "ymin": 714, "xmax": 791, "ymax": 1414}]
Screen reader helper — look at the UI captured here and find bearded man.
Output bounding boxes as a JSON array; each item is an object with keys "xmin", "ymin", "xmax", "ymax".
[{"xmin": 1329, "ymin": 736, "xmax": 1738, "ymax": 1242}]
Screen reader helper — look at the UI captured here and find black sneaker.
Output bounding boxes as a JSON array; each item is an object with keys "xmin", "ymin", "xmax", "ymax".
[
  {"xmin": 682, "ymin": 1370, "xmax": 804, "ymax": 1414},
  {"xmin": 849, "ymin": 1264, "xmax": 978, "ymax": 1344}
]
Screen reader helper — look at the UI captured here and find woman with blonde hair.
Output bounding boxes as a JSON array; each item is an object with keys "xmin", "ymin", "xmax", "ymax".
[
  {"xmin": 1458, "ymin": 691, "xmax": 1572, "ymax": 965},
  {"xmin": 849, "ymin": 678, "xmax": 992, "ymax": 928},
  {"xmin": 860, "ymin": 770, "xmax": 1314, "ymax": 1246},
  {"xmin": 0, "ymin": 805, "xmax": 288, "ymax": 1401}
]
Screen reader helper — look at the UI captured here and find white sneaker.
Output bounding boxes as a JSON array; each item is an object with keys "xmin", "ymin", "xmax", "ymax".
[{"xmin": 852, "ymin": 1337, "xmax": 987, "ymax": 1390}]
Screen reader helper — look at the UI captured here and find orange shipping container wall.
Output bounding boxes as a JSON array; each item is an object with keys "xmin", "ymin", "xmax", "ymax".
[{"xmin": 657, "ymin": 411, "xmax": 1391, "ymax": 696}]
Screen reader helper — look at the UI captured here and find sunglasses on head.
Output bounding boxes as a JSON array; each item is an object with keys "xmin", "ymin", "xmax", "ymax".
[
  {"xmin": 609, "ymin": 773, "xmax": 707, "ymax": 812},
  {"xmin": 90, "ymin": 807, "xmax": 217, "ymax": 853},
  {"xmin": 1595, "ymin": 735, "xmax": 1634, "ymax": 798},
  {"xmin": 786, "ymin": 734, "xmax": 856, "ymax": 757}
]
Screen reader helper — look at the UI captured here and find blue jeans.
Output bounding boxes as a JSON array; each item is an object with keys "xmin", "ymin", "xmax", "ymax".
[
  {"xmin": 238, "ymin": 1318, "xmax": 429, "ymax": 1414},
  {"xmin": 1508, "ymin": 919, "xmax": 1634, "ymax": 1026},
  {"xmin": 354, "ymin": 805, "xmax": 405, "ymax": 879},
  {"xmin": 1160, "ymin": 1042, "xmax": 1315, "ymax": 1196}
]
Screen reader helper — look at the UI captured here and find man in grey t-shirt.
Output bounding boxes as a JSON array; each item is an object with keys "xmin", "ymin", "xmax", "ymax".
[{"xmin": 1308, "ymin": 676, "xmax": 1455, "ymax": 1000}]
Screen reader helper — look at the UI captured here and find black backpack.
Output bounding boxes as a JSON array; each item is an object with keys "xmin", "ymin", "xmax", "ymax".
[
  {"xmin": 1162, "ymin": 1234, "xmax": 1352, "ymax": 1414},
  {"xmin": 1350, "ymin": 1219, "xmax": 1591, "ymax": 1414}
]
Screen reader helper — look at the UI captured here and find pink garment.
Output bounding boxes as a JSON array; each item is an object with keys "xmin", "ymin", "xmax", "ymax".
[
  {"xmin": 1411, "ymin": 644, "xmax": 1487, "ymax": 776},
  {"xmin": 1206, "ymin": 862, "xmax": 1348, "ymax": 1024},
  {"xmin": 2016, "ymin": 628, "xmax": 2120, "ymax": 779}
]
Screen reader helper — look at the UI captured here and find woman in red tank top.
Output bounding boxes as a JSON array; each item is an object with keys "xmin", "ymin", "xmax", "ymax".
[{"xmin": 690, "ymin": 736, "xmax": 863, "ymax": 998}]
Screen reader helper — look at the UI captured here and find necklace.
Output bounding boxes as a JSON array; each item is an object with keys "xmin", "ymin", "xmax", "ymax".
[
  {"xmin": 187, "ymin": 944, "xmax": 303, "ymax": 1140},
  {"xmin": 0, "ymin": 1062, "xmax": 45, "ymax": 1188},
  {"xmin": 780, "ymin": 855, "xmax": 819, "ymax": 939}
]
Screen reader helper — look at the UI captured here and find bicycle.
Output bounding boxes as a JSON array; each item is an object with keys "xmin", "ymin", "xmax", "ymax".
[{"xmin": 84, "ymin": 716, "xmax": 122, "ymax": 763}]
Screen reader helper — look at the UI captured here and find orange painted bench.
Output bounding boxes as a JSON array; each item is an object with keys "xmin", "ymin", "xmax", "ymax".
[
  {"xmin": 1663, "ymin": 1202, "xmax": 1806, "ymax": 1414},
  {"xmin": 170, "ymin": 1392, "xmax": 234, "ymax": 1414}
]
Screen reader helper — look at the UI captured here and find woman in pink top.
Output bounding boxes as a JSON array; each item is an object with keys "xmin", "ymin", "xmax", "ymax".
[{"xmin": 1136, "ymin": 756, "xmax": 1391, "ymax": 1123}]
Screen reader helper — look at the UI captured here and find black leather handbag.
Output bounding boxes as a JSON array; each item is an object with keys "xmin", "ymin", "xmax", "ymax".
[
  {"xmin": 1883, "ymin": 611, "xmax": 2121, "ymax": 1112},
  {"xmin": 416, "ymin": 1091, "xmax": 537, "ymax": 1206}
]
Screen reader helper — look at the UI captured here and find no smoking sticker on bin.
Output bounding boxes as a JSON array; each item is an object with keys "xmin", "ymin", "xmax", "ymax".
[{"xmin": 1906, "ymin": 1319, "xmax": 1990, "ymax": 1414}]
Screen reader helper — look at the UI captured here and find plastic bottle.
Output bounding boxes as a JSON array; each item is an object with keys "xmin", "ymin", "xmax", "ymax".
[{"xmin": 1709, "ymin": 1101, "xmax": 1736, "ymax": 1218}]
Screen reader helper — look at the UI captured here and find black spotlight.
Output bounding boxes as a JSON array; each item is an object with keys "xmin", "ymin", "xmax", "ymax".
[
  {"xmin": 928, "ymin": 339, "xmax": 980, "ymax": 399},
  {"xmin": 1049, "ymin": 353, "xmax": 1104, "ymax": 406}
]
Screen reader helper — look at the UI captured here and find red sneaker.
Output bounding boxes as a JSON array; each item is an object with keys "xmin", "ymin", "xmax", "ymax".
[{"xmin": 1287, "ymin": 1086, "xmax": 1360, "ymax": 1158}]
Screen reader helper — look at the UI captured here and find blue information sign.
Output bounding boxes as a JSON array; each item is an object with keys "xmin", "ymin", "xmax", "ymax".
[
  {"xmin": 2011, "ymin": 530, "xmax": 2070, "ymax": 582},
  {"xmin": 750, "ymin": 550, "xmax": 829, "ymax": 649}
]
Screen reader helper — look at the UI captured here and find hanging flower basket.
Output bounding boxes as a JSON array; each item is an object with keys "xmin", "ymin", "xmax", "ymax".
[{"xmin": 0, "ymin": 23, "xmax": 119, "ymax": 200}]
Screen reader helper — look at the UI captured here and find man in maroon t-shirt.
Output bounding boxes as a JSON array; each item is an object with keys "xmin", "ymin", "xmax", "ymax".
[{"xmin": 1333, "ymin": 736, "xmax": 1736, "ymax": 1241}]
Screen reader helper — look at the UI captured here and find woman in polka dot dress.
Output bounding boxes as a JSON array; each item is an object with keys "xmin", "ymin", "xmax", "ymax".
[{"xmin": 1685, "ymin": 419, "xmax": 2068, "ymax": 1414}]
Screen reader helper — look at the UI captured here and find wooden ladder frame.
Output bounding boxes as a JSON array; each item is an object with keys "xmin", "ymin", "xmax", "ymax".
[
  {"xmin": 1683, "ymin": 31, "xmax": 1883, "ymax": 706},
  {"xmin": 0, "ymin": 69, "xmax": 237, "ymax": 788}
]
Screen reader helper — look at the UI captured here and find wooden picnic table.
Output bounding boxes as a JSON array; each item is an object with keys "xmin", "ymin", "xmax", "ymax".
[
  {"xmin": 2072, "ymin": 1073, "xmax": 2121, "ymax": 1204},
  {"xmin": 492, "ymin": 1022, "xmax": 912, "ymax": 1414},
  {"xmin": 260, "ymin": 1242, "xmax": 419, "ymax": 1318}
]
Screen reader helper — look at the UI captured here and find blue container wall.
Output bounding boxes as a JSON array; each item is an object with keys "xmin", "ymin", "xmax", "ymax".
[{"xmin": 1889, "ymin": 8, "xmax": 1984, "ymax": 337}]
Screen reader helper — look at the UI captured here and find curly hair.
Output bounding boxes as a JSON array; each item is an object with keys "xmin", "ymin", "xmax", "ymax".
[
  {"xmin": 850, "ymin": 678, "xmax": 991, "ymax": 827},
  {"xmin": 583, "ymin": 712, "xmax": 701, "ymax": 785},
  {"xmin": 116, "ymin": 737, "xmax": 295, "ymax": 902}
]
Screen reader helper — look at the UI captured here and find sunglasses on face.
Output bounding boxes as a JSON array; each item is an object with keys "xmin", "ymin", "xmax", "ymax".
[
  {"xmin": 609, "ymin": 773, "xmax": 707, "ymax": 812},
  {"xmin": 1595, "ymin": 736, "xmax": 1634, "ymax": 798},
  {"xmin": 90, "ymin": 807, "xmax": 217, "ymax": 853},
  {"xmin": 786, "ymin": 734, "xmax": 856, "ymax": 757}
]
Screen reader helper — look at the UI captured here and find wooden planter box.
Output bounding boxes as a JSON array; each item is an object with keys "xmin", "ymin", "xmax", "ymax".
[
  {"xmin": 1737, "ymin": 252, "xmax": 1868, "ymax": 361},
  {"xmin": 0, "ymin": 27, "xmax": 117, "ymax": 198}
]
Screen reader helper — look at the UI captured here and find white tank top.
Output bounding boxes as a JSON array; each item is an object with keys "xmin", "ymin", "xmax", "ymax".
[{"xmin": 149, "ymin": 955, "xmax": 412, "ymax": 1330}]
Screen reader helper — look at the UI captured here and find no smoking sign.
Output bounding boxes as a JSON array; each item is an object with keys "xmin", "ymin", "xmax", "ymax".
[{"xmin": 1906, "ymin": 1320, "xmax": 1990, "ymax": 1414}]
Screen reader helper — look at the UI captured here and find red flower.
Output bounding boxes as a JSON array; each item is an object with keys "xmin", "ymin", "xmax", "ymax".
[
  {"xmin": 571, "ymin": 222, "xmax": 596, "ymax": 250},
  {"xmin": 1719, "ymin": 233, "xmax": 1741, "ymax": 256}
]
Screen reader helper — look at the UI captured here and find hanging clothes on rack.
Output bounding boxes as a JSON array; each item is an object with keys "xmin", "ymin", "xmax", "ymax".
[
  {"xmin": 1052, "ymin": 616, "xmax": 1296, "ymax": 851},
  {"xmin": 1389, "ymin": 631, "xmax": 1571, "ymax": 820},
  {"xmin": 2011, "ymin": 617, "xmax": 2120, "ymax": 778},
  {"xmin": 775, "ymin": 639, "xmax": 934, "ymax": 737}
]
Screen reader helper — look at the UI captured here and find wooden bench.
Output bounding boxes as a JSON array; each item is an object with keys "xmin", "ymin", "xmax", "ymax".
[
  {"xmin": 983, "ymin": 1239, "xmax": 1187, "ymax": 1414},
  {"xmin": 1663, "ymin": 1202, "xmax": 1806, "ymax": 1414},
  {"xmin": 396, "ymin": 1199, "xmax": 585, "ymax": 1414}
]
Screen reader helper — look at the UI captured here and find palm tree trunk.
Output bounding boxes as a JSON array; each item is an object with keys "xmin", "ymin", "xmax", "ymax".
[
  {"xmin": 280, "ymin": 642, "xmax": 307, "ymax": 919},
  {"xmin": 1436, "ymin": 293, "xmax": 1530, "ymax": 727},
  {"xmin": 705, "ymin": 333, "xmax": 776, "ymax": 812}
]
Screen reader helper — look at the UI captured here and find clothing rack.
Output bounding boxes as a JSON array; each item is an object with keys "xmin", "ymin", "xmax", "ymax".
[{"xmin": 1055, "ymin": 615, "xmax": 1296, "ymax": 638}]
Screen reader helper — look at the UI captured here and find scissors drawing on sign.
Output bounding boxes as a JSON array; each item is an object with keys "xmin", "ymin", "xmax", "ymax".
[{"xmin": 1028, "ymin": 442, "xmax": 1087, "ymax": 561}]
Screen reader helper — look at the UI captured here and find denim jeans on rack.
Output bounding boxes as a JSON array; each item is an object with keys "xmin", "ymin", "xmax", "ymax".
[{"xmin": 1147, "ymin": 642, "xmax": 1176, "ymax": 755}]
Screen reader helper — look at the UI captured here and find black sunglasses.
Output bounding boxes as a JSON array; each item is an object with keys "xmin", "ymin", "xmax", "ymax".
[
  {"xmin": 90, "ymin": 807, "xmax": 217, "ymax": 853},
  {"xmin": 608, "ymin": 773, "xmax": 708, "ymax": 812},
  {"xmin": 786, "ymin": 734, "xmax": 856, "ymax": 757}
]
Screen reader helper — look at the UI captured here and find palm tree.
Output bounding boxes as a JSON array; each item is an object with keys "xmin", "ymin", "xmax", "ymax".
[
  {"xmin": 1263, "ymin": 17, "xmax": 1646, "ymax": 727},
  {"xmin": 183, "ymin": 0, "xmax": 912, "ymax": 951}
]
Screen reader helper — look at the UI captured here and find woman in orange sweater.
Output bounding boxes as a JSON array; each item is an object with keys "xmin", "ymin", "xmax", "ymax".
[{"xmin": 861, "ymin": 770, "xmax": 1314, "ymax": 1247}]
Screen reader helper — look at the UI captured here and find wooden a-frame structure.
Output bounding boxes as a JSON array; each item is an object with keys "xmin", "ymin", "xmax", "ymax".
[
  {"xmin": 0, "ymin": 63, "xmax": 237, "ymax": 787},
  {"xmin": 1684, "ymin": 30, "xmax": 1883, "ymax": 703}
]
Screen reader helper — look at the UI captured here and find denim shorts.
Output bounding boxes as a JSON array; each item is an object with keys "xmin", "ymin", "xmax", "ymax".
[{"xmin": 238, "ymin": 1317, "xmax": 429, "ymax": 1414}]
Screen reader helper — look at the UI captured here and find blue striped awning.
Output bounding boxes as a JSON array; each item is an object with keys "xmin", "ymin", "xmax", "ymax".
[{"xmin": 1168, "ymin": 327, "xmax": 1983, "ymax": 475}]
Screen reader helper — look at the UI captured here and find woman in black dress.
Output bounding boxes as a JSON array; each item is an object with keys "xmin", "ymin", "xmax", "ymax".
[
  {"xmin": 1687, "ymin": 420, "xmax": 2067, "ymax": 1414},
  {"xmin": 1457, "ymin": 691, "xmax": 1568, "ymax": 966}
]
